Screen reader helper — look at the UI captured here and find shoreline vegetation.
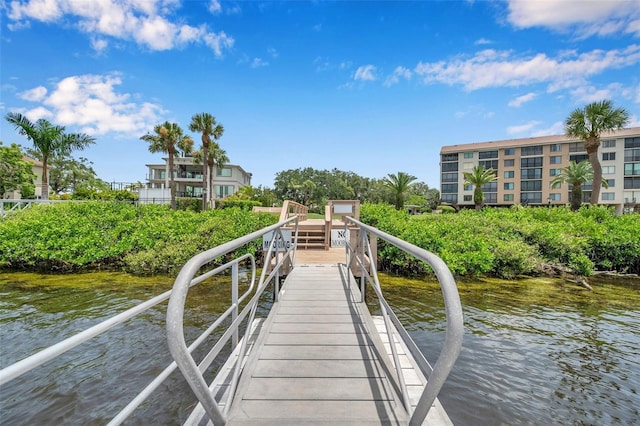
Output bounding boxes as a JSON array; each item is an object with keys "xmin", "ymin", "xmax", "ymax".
[{"xmin": 1, "ymin": 202, "xmax": 638, "ymax": 287}]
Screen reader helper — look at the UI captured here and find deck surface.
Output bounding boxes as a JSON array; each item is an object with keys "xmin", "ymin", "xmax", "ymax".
[{"xmin": 226, "ymin": 264, "xmax": 409, "ymax": 425}]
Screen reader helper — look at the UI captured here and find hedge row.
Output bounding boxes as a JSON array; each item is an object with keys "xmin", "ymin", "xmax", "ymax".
[
  {"xmin": 0, "ymin": 202, "xmax": 277, "ymax": 275},
  {"xmin": 360, "ymin": 203, "xmax": 640, "ymax": 278}
]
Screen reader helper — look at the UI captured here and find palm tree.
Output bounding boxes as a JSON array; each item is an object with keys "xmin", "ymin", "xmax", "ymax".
[
  {"xmin": 5, "ymin": 113, "xmax": 95, "ymax": 200},
  {"xmin": 565, "ymin": 100, "xmax": 629, "ymax": 204},
  {"xmin": 189, "ymin": 113, "xmax": 224, "ymax": 210},
  {"xmin": 463, "ymin": 165, "xmax": 497, "ymax": 210},
  {"xmin": 550, "ymin": 161, "xmax": 608, "ymax": 211},
  {"xmin": 140, "ymin": 121, "xmax": 193, "ymax": 210},
  {"xmin": 206, "ymin": 142, "xmax": 229, "ymax": 207},
  {"xmin": 383, "ymin": 172, "xmax": 417, "ymax": 210}
]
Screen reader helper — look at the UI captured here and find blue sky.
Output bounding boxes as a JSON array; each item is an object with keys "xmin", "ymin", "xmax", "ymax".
[{"xmin": 1, "ymin": 0, "xmax": 639, "ymax": 189}]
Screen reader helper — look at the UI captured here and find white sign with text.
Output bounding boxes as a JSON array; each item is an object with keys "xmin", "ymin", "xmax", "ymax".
[
  {"xmin": 262, "ymin": 229, "xmax": 292, "ymax": 252},
  {"xmin": 330, "ymin": 229, "xmax": 350, "ymax": 248}
]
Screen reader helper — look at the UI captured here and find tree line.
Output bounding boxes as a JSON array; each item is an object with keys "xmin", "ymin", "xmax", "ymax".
[{"xmin": 3, "ymin": 99, "xmax": 632, "ymax": 213}]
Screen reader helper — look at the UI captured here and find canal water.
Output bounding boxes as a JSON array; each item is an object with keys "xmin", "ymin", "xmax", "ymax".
[{"xmin": 1, "ymin": 272, "xmax": 639, "ymax": 425}]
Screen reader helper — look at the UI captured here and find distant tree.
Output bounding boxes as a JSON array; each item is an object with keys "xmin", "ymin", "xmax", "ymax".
[
  {"xmin": 141, "ymin": 122, "xmax": 194, "ymax": 210},
  {"xmin": 463, "ymin": 165, "xmax": 497, "ymax": 210},
  {"xmin": 551, "ymin": 161, "xmax": 608, "ymax": 211},
  {"xmin": 383, "ymin": 172, "xmax": 417, "ymax": 210},
  {"xmin": 0, "ymin": 142, "xmax": 36, "ymax": 197},
  {"xmin": 5, "ymin": 113, "xmax": 95, "ymax": 200},
  {"xmin": 189, "ymin": 113, "xmax": 224, "ymax": 210},
  {"xmin": 565, "ymin": 100, "xmax": 629, "ymax": 204},
  {"xmin": 29, "ymin": 153, "xmax": 107, "ymax": 195}
]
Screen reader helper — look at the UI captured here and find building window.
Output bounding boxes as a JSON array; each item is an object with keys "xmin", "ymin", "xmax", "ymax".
[
  {"xmin": 624, "ymin": 177, "xmax": 640, "ymax": 189},
  {"xmin": 504, "ymin": 148, "xmax": 515, "ymax": 155},
  {"xmin": 550, "ymin": 168, "xmax": 562, "ymax": 176},
  {"xmin": 441, "ymin": 172, "xmax": 458, "ymax": 182},
  {"xmin": 482, "ymin": 182, "xmax": 497, "ymax": 192},
  {"xmin": 550, "ymin": 156, "xmax": 562, "ymax": 164},
  {"xmin": 484, "ymin": 193, "xmax": 497, "ymax": 203},
  {"xmin": 463, "ymin": 195, "xmax": 472, "ymax": 202},
  {"xmin": 441, "ymin": 194, "xmax": 458, "ymax": 203},
  {"xmin": 602, "ymin": 152, "xmax": 616, "ymax": 161},
  {"xmin": 504, "ymin": 159, "xmax": 514, "ymax": 167},
  {"xmin": 442, "ymin": 184, "xmax": 459, "ymax": 193},
  {"xmin": 216, "ymin": 167, "xmax": 232, "ymax": 177},
  {"xmin": 521, "ymin": 145, "xmax": 543, "ymax": 156},
  {"xmin": 625, "ymin": 148, "xmax": 640, "ymax": 162},
  {"xmin": 479, "ymin": 150, "xmax": 498, "ymax": 159},
  {"xmin": 442, "ymin": 153, "xmax": 459, "ymax": 161},
  {"xmin": 602, "ymin": 192, "xmax": 615, "ymax": 201},
  {"xmin": 504, "ymin": 182, "xmax": 514, "ymax": 190},
  {"xmin": 569, "ymin": 142, "xmax": 585, "ymax": 152},
  {"xmin": 464, "ymin": 184, "xmax": 473, "ymax": 191},
  {"xmin": 503, "ymin": 194, "xmax": 514, "ymax": 202},
  {"xmin": 603, "ymin": 140, "xmax": 616, "ymax": 148},
  {"xmin": 214, "ymin": 185, "xmax": 235, "ymax": 198},
  {"xmin": 463, "ymin": 152, "xmax": 474, "ymax": 159},
  {"xmin": 549, "ymin": 193, "xmax": 561, "ymax": 201},
  {"xmin": 624, "ymin": 137, "xmax": 640, "ymax": 149},
  {"xmin": 570, "ymin": 154, "xmax": 589, "ymax": 163},
  {"xmin": 606, "ymin": 179, "xmax": 615, "ymax": 187},
  {"xmin": 442, "ymin": 162, "xmax": 459, "ymax": 172},
  {"xmin": 521, "ymin": 180, "xmax": 542, "ymax": 191},
  {"xmin": 504, "ymin": 171, "xmax": 515, "ymax": 179},
  {"xmin": 479, "ymin": 160, "xmax": 498, "ymax": 170},
  {"xmin": 550, "ymin": 144, "xmax": 562, "ymax": 152},
  {"xmin": 520, "ymin": 192, "xmax": 542, "ymax": 204},
  {"xmin": 521, "ymin": 157, "xmax": 543, "ymax": 168},
  {"xmin": 624, "ymin": 163, "xmax": 640, "ymax": 176},
  {"xmin": 521, "ymin": 168, "xmax": 542, "ymax": 179},
  {"xmin": 603, "ymin": 166, "xmax": 616, "ymax": 174}
]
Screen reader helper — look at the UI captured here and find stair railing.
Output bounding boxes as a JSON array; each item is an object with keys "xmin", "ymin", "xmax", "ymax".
[{"xmin": 344, "ymin": 216, "xmax": 464, "ymax": 425}]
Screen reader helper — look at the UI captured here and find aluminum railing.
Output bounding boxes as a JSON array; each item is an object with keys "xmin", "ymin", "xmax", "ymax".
[
  {"xmin": 343, "ymin": 216, "xmax": 464, "ymax": 426},
  {"xmin": 166, "ymin": 216, "xmax": 299, "ymax": 425},
  {"xmin": 0, "ymin": 216, "xmax": 299, "ymax": 425}
]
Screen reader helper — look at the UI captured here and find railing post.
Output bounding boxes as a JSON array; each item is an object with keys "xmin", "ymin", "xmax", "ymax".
[
  {"xmin": 232, "ymin": 262, "xmax": 239, "ymax": 348},
  {"xmin": 360, "ymin": 229, "xmax": 366, "ymax": 303}
]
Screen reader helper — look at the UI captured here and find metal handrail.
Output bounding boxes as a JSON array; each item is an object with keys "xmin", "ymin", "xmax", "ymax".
[
  {"xmin": 0, "ymin": 218, "xmax": 297, "ymax": 425},
  {"xmin": 166, "ymin": 216, "xmax": 299, "ymax": 425},
  {"xmin": 344, "ymin": 216, "xmax": 464, "ymax": 426}
]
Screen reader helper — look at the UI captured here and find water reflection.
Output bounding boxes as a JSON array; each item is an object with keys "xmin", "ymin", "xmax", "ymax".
[{"xmin": 1, "ymin": 272, "xmax": 639, "ymax": 425}]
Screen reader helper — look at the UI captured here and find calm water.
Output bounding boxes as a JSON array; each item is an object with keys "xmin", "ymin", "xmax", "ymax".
[{"xmin": 1, "ymin": 272, "xmax": 639, "ymax": 425}]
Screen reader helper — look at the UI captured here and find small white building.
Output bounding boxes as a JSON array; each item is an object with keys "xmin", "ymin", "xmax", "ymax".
[
  {"xmin": 3, "ymin": 156, "xmax": 47, "ymax": 199},
  {"xmin": 142, "ymin": 155, "xmax": 252, "ymax": 204}
]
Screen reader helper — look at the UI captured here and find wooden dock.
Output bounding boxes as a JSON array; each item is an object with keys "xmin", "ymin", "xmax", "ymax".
[{"xmin": 219, "ymin": 262, "xmax": 452, "ymax": 425}]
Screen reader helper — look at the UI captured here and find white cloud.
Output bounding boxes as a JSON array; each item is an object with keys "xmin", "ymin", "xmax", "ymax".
[
  {"xmin": 474, "ymin": 38, "xmax": 492, "ymax": 45},
  {"xmin": 250, "ymin": 58, "xmax": 268, "ymax": 68},
  {"xmin": 507, "ymin": 120, "xmax": 541, "ymax": 135},
  {"xmin": 532, "ymin": 121, "xmax": 564, "ymax": 137},
  {"xmin": 414, "ymin": 45, "xmax": 640, "ymax": 92},
  {"xmin": 506, "ymin": 0, "xmax": 640, "ymax": 38},
  {"xmin": 267, "ymin": 47, "xmax": 279, "ymax": 58},
  {"xmin": 508, "ymin": 92, "xmax": 536, "ymax": 107},
  {"xmin": 384, "ymin": 66, "xmax": 412, "ymax": 87},
  {"xmin": 208, "ymin": 0, "xmax": 222, "ymax": 14},
  {"xmin": 23, "ymin": 106, "xmax": 54, "ymax": 121},
  {"xmin": 19, "ymin": 85, "xmax": 47, "ymax": 101},
  {"xmin": 7, "ymin": 0, "xmax": 234, "ymax": 56},
  {"xmin": 15, "ymin": 73, "xmax": 164, "ymax": 136},
  {"xmin": 90, "ymin": 37, "xmax": 108, "ymax": 54},
  {"xmin": 354, "ymin": 65, "xmax": 377, "ymax": 81}
]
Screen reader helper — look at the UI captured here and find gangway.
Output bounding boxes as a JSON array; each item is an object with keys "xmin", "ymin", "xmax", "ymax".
[{"xmin": 0, "ymin": 213, "xmax": 463, "ymax": 425}]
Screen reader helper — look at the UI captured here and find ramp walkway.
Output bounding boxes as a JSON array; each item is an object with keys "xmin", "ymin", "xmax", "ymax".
[{"xmin": 226, "ymin": 264, "xmax": 408, "ymax": 424}]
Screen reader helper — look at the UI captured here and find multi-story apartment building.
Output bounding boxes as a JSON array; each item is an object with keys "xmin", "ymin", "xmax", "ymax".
[
  {"xmin": 144, "ymin": 155, "xmax": 252, "ymax": 202},
  {"xmin": 440, "ymin": 126, "xmax": 640, "ymax": 214},
  {"xmin": 3, "ymin": 156, "xmax": 47, "ymax": 199}
]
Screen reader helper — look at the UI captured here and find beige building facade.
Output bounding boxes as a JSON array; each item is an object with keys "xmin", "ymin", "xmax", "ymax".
[
  {"xmin": 4, "ymin": 156, "xmax": 46, "ymax": 199},
  {"xmin": 144, "ymin": 155, "xmax": 252, "ymax": 202},
  {"xmin": 440, "ymin": 127, "xmax": 640, "ymax": 213}
]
